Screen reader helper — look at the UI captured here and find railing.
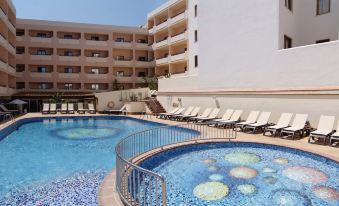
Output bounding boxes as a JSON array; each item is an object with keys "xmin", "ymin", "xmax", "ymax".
[{"xmin": 115, "ymin": 123, "xmax": 237, "ymax": 206}]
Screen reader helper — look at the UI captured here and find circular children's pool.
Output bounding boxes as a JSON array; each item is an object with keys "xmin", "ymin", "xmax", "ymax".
[{"xmin": 140, "ymin": 143, "xmax": 339, "ymax": 206}]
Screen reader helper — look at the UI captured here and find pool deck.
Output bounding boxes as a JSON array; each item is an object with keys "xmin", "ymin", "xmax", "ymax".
[{"xmin": 1, "ymin": 113, "xmax": 338, "ymax": 206}]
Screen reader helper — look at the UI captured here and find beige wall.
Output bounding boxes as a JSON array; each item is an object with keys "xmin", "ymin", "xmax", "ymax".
[{"xmin": 15, "ymin": 19, "xmax": 155, "ymax": 93}]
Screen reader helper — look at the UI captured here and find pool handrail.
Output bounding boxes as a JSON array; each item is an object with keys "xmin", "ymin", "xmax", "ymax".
[{"xmin": 115, "ymin": 122, "xmax": 237, "ymax": 206}]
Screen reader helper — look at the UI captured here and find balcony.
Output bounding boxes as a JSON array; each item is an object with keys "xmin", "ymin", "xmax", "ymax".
[
  {"xmin": 58, "ymin": 73, "xmax": 80, "ymax": 79},
  {"xmin": 30, "ymin": 54, "xmax": 52, "ymax": 61},
  {"xmin": 136, "ymin": 61, "xmax": 155, "ymax": 68},
  {"xmin": 58, "ymin": 56, "xmax": 80, "ymax": 62},
  {"xmin": 59, "ymin": 39, "xmax": 80, "ymax": 45},
  {"xmin": 114, "ymin": 59, "xmax": 133, "ymax": 67},
  {"xmin": 170, "ymin": 31, "xmax": 187, "ymax": 44},
  {"xmin": 0, "ymin": 33, "xmax": 6, "ymax": 47},
  {"xmin": 114, "ymin": 41, "xmax": 132, "ymax": 48},
  {"xmin": 148, "ymin": 27, "xmax": 155, "ymax": 35},
  {"xmin": 156, "ymin": 57, "xmax": 169, "ymax": 65},
  {"xmin": 30, "ymin": 37, "xmax": 52, "ymax": 43},
  {"xmin": 30, "ymin": 72, "xmax": 53, "ymax": 78},
  {"xmin": 16, "ymin": 36, "xmax": 23, "ymax": 42},
  {"xmin": 136, "ymin": 42, "xmax": 150, "ymax": 50},
  {"xmin": 170, "ymin": 51, "xmax": 187, "ymax": 63},
  {"xmin": 85, "ymin": 73, "xmax": 108, "ymax": 79},
  {"xmin": 170, "ymin": 11, "xmax": 187, "ymax": 26},
  {"xmin": 155, "ymin": 21, "xmax": 168, "ymax": 32},
  {"xmin": 116, "ymin": 76, "xmax": 133, "ymax": 82},
  {"xmin": 155, "ymin": 39, "xmax": 169, "ymax": 49},
  {"xmin": 86, "ymin": 57, "xmax": 108, "ymax": 63},
  {"xmin": 85, "ymin": 40, "xmax": 108, "ymax": 47}
]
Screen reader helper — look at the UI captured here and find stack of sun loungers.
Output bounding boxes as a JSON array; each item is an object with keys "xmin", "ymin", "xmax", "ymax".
[{"xmin": 40, "ymin": 102, "xmax": 95, "ymax": 114}]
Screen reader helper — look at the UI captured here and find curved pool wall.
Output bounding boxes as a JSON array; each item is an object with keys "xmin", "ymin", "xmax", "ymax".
[
  {"xmin": 139, "ymin": 142, "xmax": 339, "ymax": 206},
  {"xmin": 0, "ymin": 116, "xmax": 167, "ymax": 205}
]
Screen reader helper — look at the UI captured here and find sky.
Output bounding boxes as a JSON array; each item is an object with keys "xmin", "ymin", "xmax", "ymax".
[{"xmin": 12, "ymin": 0, "xmax": 168, "ymax": 27}]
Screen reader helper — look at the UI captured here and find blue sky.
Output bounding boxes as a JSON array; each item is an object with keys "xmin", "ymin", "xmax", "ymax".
[{"xmin": 12, "ymin": 0, "xmax": 168, "ymax": 27}]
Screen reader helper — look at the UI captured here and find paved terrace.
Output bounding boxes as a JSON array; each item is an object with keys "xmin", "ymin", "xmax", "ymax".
[{"xmin": 0, "ymin": 113, "xmax": 338, "ymax": 206}]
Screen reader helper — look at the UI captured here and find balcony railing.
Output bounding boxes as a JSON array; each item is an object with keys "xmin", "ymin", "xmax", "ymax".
[
  {"xmin": 114, "ymin": 58, "xmax": 133, "ymax": 67},
  {"xmin": 170, "ymin": 31, "xmax": 187, "ymax": 44},
  {"xmin": 169, "ymin": 11, "xmax": 187, "ymax": 25},
  {"xmin": 155, "ymin": 20, "xmax": 168, "ymax": 32},
  {"xmin": 58, "ymin": 73, "xmax": 80, "ymax": 79},
  {"xmin": 58, "ymin": 56, "xmax": 80, "ymax": 62},
  {"xmin": 59, "ymin": 38, "xmax": 80, "ymax": 45},
  {"xmin": 86, "ymin": 56, "xmax": 108, "ymax": 63},
  {"xmin": 156, "ymin": 57, "xmax": 169, "ymax": 65},
  {"xmin": 170, "ymin": 51, "xmax": 187, "ymax": 62},
  {"xmin": 30, "ymin": 37, "xmax": 52, "ymax": 43},
  {"xmin": 85, "ymin": 40, "xmax": 108, "ymax": 46}
]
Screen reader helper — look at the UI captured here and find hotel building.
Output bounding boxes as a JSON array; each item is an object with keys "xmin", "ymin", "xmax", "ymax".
[
  {"xmin": 0, "ymin": 0, "xmax": 16, "ymax": 97},
  {"xmin": 15, "ymin": 19, "xmax": 155, "ymax": 94}
]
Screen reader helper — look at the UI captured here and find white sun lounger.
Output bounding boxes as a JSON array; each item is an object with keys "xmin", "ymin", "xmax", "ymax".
[
  {"xmin": 88, "ymin": 103, "xmax": 96, "ymax": 114},
  {"xmin": 50, "ymin": 103, "xmax": 57, "ymax": 114},
  {"xmin": 107, "ymin": 104, "xmax": 127, "ymax": 115},
  {"xmin": 171, "ymin": 106, "xmax": 194, "ymax": 120},
  {"xmin": 68, "ymin": 103, "xmax": 75, "ymax": 114},
  {"xmin": 280, "ymin": 114, "xmax": 308, "ymax": 140},
  {"xmin": 158, "ymin": 108, "xmax": 179, "ymax": 119},
  {"xmin": 196, "ymin": 108, "xmax": 221, "ymax": 122},
  {"xmin": 329, "ymin": 122, "xmax": 339, "ymax": 146},
  {"xmin": 164, "ymin": 107, "xmax": 185, "ymax": 119},
  {"xmin": 244, "ymin": 112, "xmax": 271, "ymax": 133},
  {"xmin": 61, "ymin": 103, "xmax": 68, "ymax": 114},
  {"xmin": 235, "ymin": 111, "xmax": 260, "ymax": 131},
  {"xmin": 77, "ymin": 103, "xmax": 87, "ymax": 114},
  {"xmin": 216, "ymin": 110, "xmax": 243, "ymax": 128},
  {"xmin": 176, "ymin": 107, "xmax": 201, "ymax": 121},
  {"xmin": 309, "ymin": 115, "xmax": 335, "ymax": 144},
  {"xmin": 189, "ymin": 108, "xmax": 212, "ymax": 122},
  {"xmin": 42, "ymin": 103, "xmax": 50, "ymax": 114},
  {"xmin": 264, "ymin": 113, "xmax": 293, "ymax": 136},
  {"xmin": 212, "ymin": 109, "xmax": 234, "ymax": 123}
]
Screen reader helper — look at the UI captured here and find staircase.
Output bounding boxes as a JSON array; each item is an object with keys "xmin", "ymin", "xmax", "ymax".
[{"xmin": 145, "ymin": 98, "xmax": 166, "ymax": 115}]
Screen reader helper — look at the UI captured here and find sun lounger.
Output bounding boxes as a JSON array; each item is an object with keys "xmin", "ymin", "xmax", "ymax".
[
  {"xmin": 0, "ymin": 104, "xmax": 18, "ymax": 114},
  {"xmin": 216, "ymin": 110, "xmax": 243, "ymax": 128},
  {"xmin": 88, "ymin": 103, "xmax": 96, "ymax": 114},
  {"xmin": 171, "ymin": 106, "xmax": 194, "ymax": 120},
  {"xmin": 158, "ymin": 108, "xmax": 179, "ymax": 119},
  {"xmin": 212, "ymin": 109, "xmax": 234, "ymax": 123},
  {"xmin": 61, "ymin": 103, "xmax": 68, "ymax": 114},
  {"xmin": 107, "ymin": 104, "xmax": 128, "ymax": 115},
  {"xmin": 42, "ymin": 103, "xmax": 50, "ymax": 114},
  {"xmin": 68, "ymin": 103, "xmax": 75, "ymax": 114},
  {"xmin": 264, "ymin": 113, "xmax": 293, "ymax": 136},
  {"xmin": 308, "ymin": 115, "xmax": 335, "ymax": 144},
  {"xmin": 49, "ymin": 103, "xmax": 57, "ymax": 114},
  {"xmin": 189, "ymin": 108, "xmax": 212, "ymax": 122},
  {"xmin": 329, "ymin": 122, "xmax": 339, "ymax": 146},
  {"xmin": 280, "ymin": 114, "xmax": 308, "ymax": 140},
  {"xmin": 243, "ymin": 112, "xmax": 271, "ymax": 133},
  {"xmin": 176, "ymin": 107, "xmax": 201, "ymax": 121},
  {"xmin": 163, "ymin": 107, "xmax": 185, "ymax": 119},
  {"xmin": 195, "ymin": 108, "xmax": 221, "ymax": 122},
  {"xmin": 234, "ymin": 111, "xmax": 260, "ymax": 131},
  {"xmin": 77, "ymin": 103, "xmax": 87, "ymax": 114}
]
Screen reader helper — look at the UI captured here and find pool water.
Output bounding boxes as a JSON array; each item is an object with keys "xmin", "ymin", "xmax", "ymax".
[
  {"xmin": 0, "ymin": 117, "xmax": 163, "ymax": 205},
  {"xmin": 141, "ymin": 143, "xmax": 339, "ymax": 206}
]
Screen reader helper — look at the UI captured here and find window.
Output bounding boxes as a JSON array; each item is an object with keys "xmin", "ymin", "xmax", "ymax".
[
  {"xmin": 91, "ymin": 68, "xmax": 99, "ymax": 74},
  {"xmin": 37, "ymin": 33, "xmax": 47, "ymax": 38},
  {"xmin": 91, "ymin": 36, "xmax": 99, "ymax": 41},
  {"xmin": 138, "ymin": 57, "xmax": 146, "ymax": 61},
  {"xmin": 116, "ymin": 71, "xmax": 124, "ymax": 77},
  {"xmin": 316, "ymin": 39, "xmax": 330, "ymax": 44},
  {"xmin": 37, "ymin": 49, "xmax": 47, "ymax": 55},
  {"xmin": 64, "ymin": 34, "xmax": 73, "ymax": 39},
  {"xmin": 64, "ymin": 51, "xmax": 73, "ymax": 56},
  {"xmin": 116, "ymin": 37, "xmax": 125, "ymax": 42},
  {"xmin": 317, "ymin": 0, "xmax": 330, "ymax": 15},
  {"xmin": 65, "ymin": 67, "xmax": 73, "ymax": 73},
  {"xmin": 194, "ymin": 30, "xmax": 198, "ymax": 42},
  {"xmin": 38, "ymin": 66, "xmax": 47, "ymax": 73},
  {"xmin": 64, "ymin": 83, "xmax": 73, "ymax": 90},
  {"xmin": 116, "ymin": 56, "xmax": 125, "ymax": 60},
  {"xmin": 138, "ymin": 72, "xmax": 146, "ymax": 77},
  {"xmin": 16, "ymin": 47, "xmax": 25, "ymax": 54},
  {"xmin": 285, "ymin": 0, "xmax": 292, "ymax": 11},
  {"xmin": 194, "ymin": 5, "xmax": 197, "ymax": 17},
  {"xmin": 195, "ymin": 55, "xmax": 198, "ymax": 67},
  {"xmin": 91, "ymin": 84, "xmax": 99, "ymax": 90},
  {"xmin": 39, "ymin": 83, "xmax": 47, "ymax": 90},
  {"xmin": 137, "ymin": 39, "xmax": 147, "ymax": 43},
  {"xmin": 92, "ymin": 52, "xmax": 100, "ymax": 57},
  {"xmin": 16, "ymin": 29, "xmax": 25, "ymax": 36},
  {"xmin": 284, "ymin": 35, "xmax": 292, "ymax": 49}
]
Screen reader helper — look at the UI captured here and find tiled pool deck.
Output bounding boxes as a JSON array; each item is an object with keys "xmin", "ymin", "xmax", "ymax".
[{"xmin": 1, "ymin": 113, "xmax": 338, "ymax": 206}]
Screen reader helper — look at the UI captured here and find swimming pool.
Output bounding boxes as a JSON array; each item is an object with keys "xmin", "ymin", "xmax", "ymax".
[
  {"xmin": 0, "ymin": 116, "xmax": 164, "ymax": 205},
  {"xmin": 141, "ymin": 143, "xmax": 339, "ymax": 206}
]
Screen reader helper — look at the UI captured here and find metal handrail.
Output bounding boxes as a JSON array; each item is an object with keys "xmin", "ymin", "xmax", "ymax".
[{"xmin": 115, "ymin": 123, "xmax": 237, "ymax": 206}]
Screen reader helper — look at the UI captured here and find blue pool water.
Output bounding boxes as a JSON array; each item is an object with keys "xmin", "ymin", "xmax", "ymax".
[
  {"xmin": 141, "ymin": 143, "xmax": 339, "ymax": 206},
  {"xmin": 0, "ymin": 116, "xmax": 164, "ymax": 205}
]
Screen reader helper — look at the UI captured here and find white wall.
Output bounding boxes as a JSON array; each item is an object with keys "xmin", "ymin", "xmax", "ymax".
[{"xmin": 187, "ymin": 0, "xmax": 199, "ymax": 75}]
